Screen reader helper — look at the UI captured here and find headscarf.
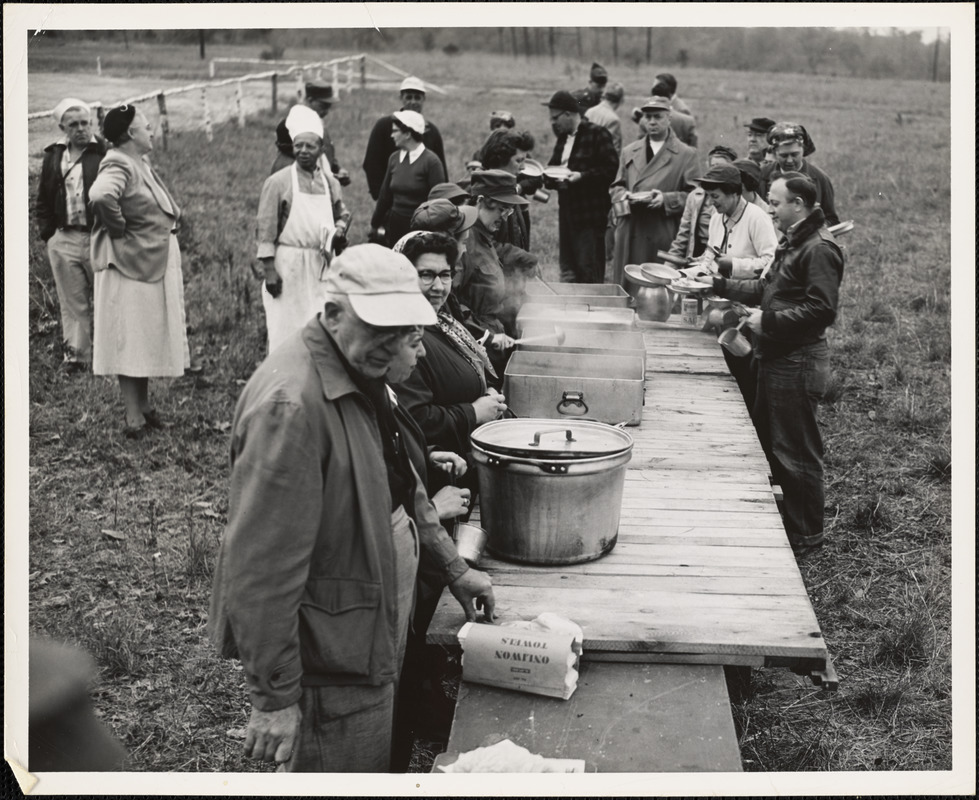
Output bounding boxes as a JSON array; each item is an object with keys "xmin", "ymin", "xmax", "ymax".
[
  {"xmin": 285, "ymin": 104, "xmax": 323, "ymax": 142},
  {"xmin": 392, "ymin": 232, "xmax": 496, "ymax": 389}
]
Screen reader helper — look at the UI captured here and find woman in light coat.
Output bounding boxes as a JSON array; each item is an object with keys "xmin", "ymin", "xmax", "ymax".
[{"xmin": 90, "ymin": 105, "xmax": 189, "ymax": 438}]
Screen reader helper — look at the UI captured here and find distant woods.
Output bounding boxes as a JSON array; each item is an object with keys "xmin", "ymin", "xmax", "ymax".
[{"xmin": 46, "ymin": 27, "xmax": 952, "ymax": 82}]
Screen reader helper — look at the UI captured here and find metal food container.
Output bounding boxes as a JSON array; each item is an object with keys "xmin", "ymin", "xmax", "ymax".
[
  {"xmin": 523, "ymin": 283, "xmax": 633, "ymax": 309},
  {"xmin": 517, "ymin": 326, "xmax": 648, "ymax": 373},
  {"xmin": 471, "ymin": 419, "xmax": 634, "ymax": 565},
  {"xmin": 516, "ymin": 303, "xmax": 637, "ymax": 335},
  {"xmin": 504, "ymin": 350, "xmax": 645, "ymax": 426}
]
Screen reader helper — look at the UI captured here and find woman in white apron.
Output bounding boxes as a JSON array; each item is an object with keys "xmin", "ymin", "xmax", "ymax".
[{"xmin": 256, "ymin": 104, "xmax": 351, "ymax": 353}]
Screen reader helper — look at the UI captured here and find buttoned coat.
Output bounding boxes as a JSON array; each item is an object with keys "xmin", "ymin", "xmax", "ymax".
[
  {"xmin": 547, "ymin": 119, "xmax": 619, "ymax": 230},
  {"xmin": 610, "ymin": 129, "xmax": 701, "ymax": 285},
  {"xmin": 89, "ymin": 150, "xmax": 180, "ymax": 283}
]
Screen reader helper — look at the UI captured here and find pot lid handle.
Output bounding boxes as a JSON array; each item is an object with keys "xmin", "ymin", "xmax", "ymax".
[{"xmin": 529, "ymin": 429, "xmax": 577, "ymax": 448}]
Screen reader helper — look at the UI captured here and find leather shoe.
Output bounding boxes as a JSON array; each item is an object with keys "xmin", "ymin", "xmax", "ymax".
[
  {"xmin": 142, "ymin": 409, "xmax": 165, "ymax": 429},
  {"xmin": 123, "ymin": 423, "xmax": 149, "ymax": 441}
]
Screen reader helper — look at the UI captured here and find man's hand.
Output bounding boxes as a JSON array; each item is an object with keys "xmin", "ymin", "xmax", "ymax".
[
  {"xmin": 335, "ymin": 167, "xmax": 351, "ymax": 187},
  {"xmin": 745, "ymin": 308, "xmax": 764, "ymax": 334},
  {"xmin": 647, "ymin": 189, "xmax": 665, "ymax": 210},
  {"xmin": 429, "ymin": 450, "xmax": 467, "ymax": 479},
  {"xmin": 243, "ymin": 703, "xmax": 301, "ymax": 764},
  {"xmin": 566, "ymin": 171, "xmax": 583, "ymax": 184},
  {"xmin": 263, "ymin": 260, "xmax": 283, "ymax": 298},
  {"xmin": 449, "ymin": 568, "xmax": 496, "ymax": 623},
  {"xmin": 715, "ymin": 255, "xmax": 733, "ymax": 277},
  {"xmin": 431, "ymin": 485, "xmax": 472, "ymax": 520},
  {"xmin": 694, "ymin": 273, "xmax": 716, "ymax": 285}
]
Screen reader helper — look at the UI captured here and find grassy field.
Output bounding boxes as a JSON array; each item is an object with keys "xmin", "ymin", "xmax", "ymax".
[{"xmin": 21, "ymin": 37, "xmax": 958, "ymax": 779}]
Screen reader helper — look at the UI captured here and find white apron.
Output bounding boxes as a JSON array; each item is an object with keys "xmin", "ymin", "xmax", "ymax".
[{"xmin": 262, "ymin": 161, "xmax": 335, "ymax": 353}]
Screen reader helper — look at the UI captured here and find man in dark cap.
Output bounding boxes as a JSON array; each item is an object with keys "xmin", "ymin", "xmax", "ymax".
[
  {"xmin": 271, "ymin": 80, "xmax": 350, "ymax": 184},
  {"xmin": 544, "ymin": 90, "xmax": 619, "ymax": 283},
  {"xmin": 362, "ymin": 76, "xmax": 447, "ymax": 201},
  {"xmin": 581, "ymin": 62, "xmax": 608, "ymax": 110},
  {"xmin": 744, "ymin": 117, "xmax": 776, "ymax": 167},
  {"xmin": 655, "ymin": 72, "xmax": 693, "ymax": 118},
  {"xmin": 653, "ymin": 80, "xmax": 697, "ymax": 148},
  {"xmin": 667, "ymin": 145, "xmax": 737, "ymax": 263},
  {"xmin": 761, "ymin": 122, "xmax": 839, "ymax": 226},
  {"xmin": 610, "ymin": 95, "xmax": 700, "ymax": 284}
]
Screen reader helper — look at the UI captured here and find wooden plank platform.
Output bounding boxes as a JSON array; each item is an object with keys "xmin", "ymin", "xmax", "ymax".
[
  {"xmin": 427, "ymin": 316, "xmax": 829, "ymax": 672},
  {"xmin": 432, "ymin": 662, "xmax": 742, "ymax": 773}
]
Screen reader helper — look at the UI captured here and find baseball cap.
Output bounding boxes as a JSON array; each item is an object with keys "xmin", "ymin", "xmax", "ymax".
[
  {"xmin": 411, "ymin": 199, "xmax": 478, "ymax": 235},
  {"xmin": 323, "ymin": 244, "xmax": 436, "ymax": 327},
  {"xmin": 543, "ymin": 90, "xmax": 580, "ymax": 114},
  {"xmin": 707, "ymin": 145, "xmax": 739, "ymax": 162},
  {"xmin": 640, "ymin": 96, "xmax": 672, "ymax": 112},
  {"xmin": 696, "ymin": 164, "xmax": 743, "ymax": 188},
  {"xmin": 470, "ymin": 169, "xmax": 529, "ymax": 205},
  {"xmin": 399, "ymin": 76, "xmax": 427, "ymax": 94}
]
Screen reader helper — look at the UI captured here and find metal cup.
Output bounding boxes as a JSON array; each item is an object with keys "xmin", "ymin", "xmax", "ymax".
[
  {"xmin": 718, "ymin": 321, "xmax": 752, "ymax": 357},
  {"xmin": 453, "ymin": 522, "xmax": 488, "ymax": 567},
  {"xmin": 612, "ymin": 199, "xmax": 631, "ymax": 218},
  {"xmin": 533, "ymin": 187, "xmax": 551, "ymax": 203}
]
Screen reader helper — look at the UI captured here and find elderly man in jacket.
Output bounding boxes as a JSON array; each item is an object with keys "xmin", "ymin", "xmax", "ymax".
[
  {"xmin": 760, "ymin": 122, "xmax": 840, "ymax": 226},
  {"xmin": 610, "ymin": 96, "xmax": 701, "ymax": 286},
  {"xmin": 544, "ymin": 90, "xmax": 619, "ymax": 284},
  {"xmin": 34, "ymin": 98, "xmax": 106, "ymax": 371},
  {"xmin": 699, "ymin": 173, "xmax": 844, "ymax": 558},
  {"xmin": 209, "ymin": 245, "xmax": 495, "ymax": 772}
]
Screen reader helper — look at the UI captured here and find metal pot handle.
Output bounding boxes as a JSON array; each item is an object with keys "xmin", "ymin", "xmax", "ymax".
[
  {"xmin": 529, "ymin": 429, "xmax": 577, "ymax": 447},
  {"xmin": 484, "ymin": 453, "xmax": 570, "ymax": 474},
  {"xmin": 556, "ymin": 391, "xmax": 588, "ymax": 417}
]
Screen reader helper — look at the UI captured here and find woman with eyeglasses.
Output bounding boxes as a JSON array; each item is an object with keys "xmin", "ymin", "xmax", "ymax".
[
  {"xmin": 391, "ymin": 230, "xmax": 507, "ymax": 487},
  {"xmin": 453, "ymin": 170, "xmax": 539, "ymax": 372},
  {"xmin": 89, "ymin": 105, "xmax": 189, "ymax": 439},
  {"xmin": 369, "ymin": 110, "xmax": 446, "ymax": 248}
]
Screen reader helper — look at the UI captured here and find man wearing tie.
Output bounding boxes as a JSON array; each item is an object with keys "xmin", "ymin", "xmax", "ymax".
[
  {"xmin": 609, "ymin": 95, "xmax": 701, "ymax": 286},
  {"xmin": 544, "ymin": 90, "xmax": 619, "ymax": 284}
]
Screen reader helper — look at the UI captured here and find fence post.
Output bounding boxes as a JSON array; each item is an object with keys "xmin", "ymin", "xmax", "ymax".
[
  {"xmin": 96, "ymin": 56, "xmax": 102, "ymax": 76},
  {"xmin": 295, "ymin": 69, "xmax": 304, "ymax": 101},
  {"xmin": 646, "ymin": 28, "xmax": 652, "ymax": 64},
  {"xmin": 236, "ymin": 80, "xmax": 245, "ymax": 128},
  {"xmin": 209, "ymin": 59, "xmax": 216, "ymax": 79},
  {"xmin": 202, "ymin": 87, "xmax": 213, "ymax": 143},
  {"xmin": 331, "ymin": 62, "xmax": 339, "ymax": 97},
  {"xmin": 157, "ymin": 92, "xmax": 169, "ymax": 151},
  {"xmin": 346, "ymin": 57, "xmax": 354, "ymax": 94},
  {"xmin": 271, "ymin": 73, "xmax": 278, "ymax": 114},
  {"xmin": 360, "ymin": 55, "xmax": 366, "ymax": 89}
]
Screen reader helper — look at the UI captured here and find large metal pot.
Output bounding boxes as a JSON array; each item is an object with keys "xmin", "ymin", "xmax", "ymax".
[{"xmin": 470, "ymin": 419, "xmax": 634, "ymax": 565}]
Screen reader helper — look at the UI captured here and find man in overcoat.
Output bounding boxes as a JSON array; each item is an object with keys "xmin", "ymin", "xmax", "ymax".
[
  {"xmin": 610, "ymin": 96, "xmax": 701, "ymax": 286},
  {"xmin": 544, "ymin": 90, "xmax": 619, "ymax": 284}
]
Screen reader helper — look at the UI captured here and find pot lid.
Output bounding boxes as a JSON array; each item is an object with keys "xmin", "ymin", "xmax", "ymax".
[{"xmin": 471, "ymin": 418, "xmax": 634, "ymax": 459}]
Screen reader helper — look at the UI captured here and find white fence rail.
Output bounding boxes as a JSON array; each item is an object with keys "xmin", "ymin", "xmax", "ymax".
[{"xmin": 29, "ymin": 54, "xmax": 446, "ymax": 147}]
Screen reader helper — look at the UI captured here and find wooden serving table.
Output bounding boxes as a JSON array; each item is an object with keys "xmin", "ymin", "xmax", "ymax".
[{"xmin": 426, "ymin": 315, "xmax": 834, "ymax": 772}]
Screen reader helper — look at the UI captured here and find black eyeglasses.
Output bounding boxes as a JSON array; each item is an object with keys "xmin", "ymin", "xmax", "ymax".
[{"xmin": 417, "ymin": 270, "xmax": 455, "ymax": 287}]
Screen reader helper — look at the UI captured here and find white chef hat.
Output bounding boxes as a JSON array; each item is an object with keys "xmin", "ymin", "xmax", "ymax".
[
  {"xmin": 285, "ymin": 104, "xmax": 324, "ymax": 141},
  {"xmin": 53, "ymin": 98, "xmax": 91, "ymax": 124}
]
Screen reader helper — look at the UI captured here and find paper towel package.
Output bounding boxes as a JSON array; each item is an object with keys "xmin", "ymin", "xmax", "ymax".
[{"xmin": 457, "ymin": 614, "xmax": 583, "ymax": 699}]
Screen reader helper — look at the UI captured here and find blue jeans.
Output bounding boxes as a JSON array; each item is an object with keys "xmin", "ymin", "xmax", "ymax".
[{"xmin": 753, "ymin": 342, "xmax": 830, "ymax": 546}]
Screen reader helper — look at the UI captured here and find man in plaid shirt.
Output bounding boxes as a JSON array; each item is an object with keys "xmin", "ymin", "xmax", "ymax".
[{"xmin": 544, "ymin": 90, "xmax": 619, "ymax": 284}]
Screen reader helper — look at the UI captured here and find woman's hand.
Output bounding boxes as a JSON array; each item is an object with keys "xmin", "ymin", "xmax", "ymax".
[
  {"xmin": 472, "ymin": 389, "xmax": 507, "ymax": 424},
  {"xmin": 488, "ymin": 333, "xmax": 515, "ymax": 351},
  {"xmin": 429, "ymin": 450, "xmax": 467, "ymax": 479},
  {"xmin": 431, "ymin": 486, "xmax": 472, "ymax": 521}
]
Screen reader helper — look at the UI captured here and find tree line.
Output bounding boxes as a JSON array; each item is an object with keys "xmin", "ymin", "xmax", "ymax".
[{"xmin": 52, "ymin": 27, "xmax": 951, "ymax": 83}]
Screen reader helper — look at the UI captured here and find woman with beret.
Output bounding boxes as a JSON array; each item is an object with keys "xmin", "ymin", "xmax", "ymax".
[
  {"xmin": 89, "ymin": 105, "xmax": 189, "ymax": 438},
  {"xmin": 369, "ymin": 110, "xmax": 446, "ymax": 248},
  {"xmin": 760, "ymin": 122, "xmax": 839, "ymax": 226}
]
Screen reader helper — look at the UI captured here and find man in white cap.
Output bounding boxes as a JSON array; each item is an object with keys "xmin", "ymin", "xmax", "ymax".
[
  {"xmin": 362, "ymin": 76, "xmax": 446, "ymax": 201},
  {"xmin": 210, "ymin": 244, "xmax": 496, "ymax": 772},
  {"xmin": 256, "ymin": 104, "xmax": 352, "ymax": 353},
  {"xmin": 34, "ymin": 98, "xmax": 106, "ymax": 372}
]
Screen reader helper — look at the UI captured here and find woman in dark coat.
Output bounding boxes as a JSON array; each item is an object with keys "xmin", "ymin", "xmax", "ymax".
[{"xmin": 391, "ymin": 231, "xmax": 507, "ymax": 500}]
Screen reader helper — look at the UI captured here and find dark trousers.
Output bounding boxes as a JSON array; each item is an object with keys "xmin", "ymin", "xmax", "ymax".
[
  {"xmin": 753, "ymin": 341, "xmax": 830, "ymax": 546},
  {"xmin": 558, "ymin": 207, "xmax": 605, "ymax": 283},
  {"xmin": 723, "ymin": 347, "xmax": 758, "ymax": 419}
]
